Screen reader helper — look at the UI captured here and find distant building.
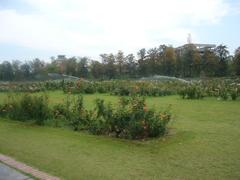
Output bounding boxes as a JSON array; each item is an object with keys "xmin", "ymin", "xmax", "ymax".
[
  {"xmin": 52, "ymin": 55, "xmax": 66, "ymax": 73},
  {"xmin": 176, "ymin": 34, "xmax": 216, "ymax": 55},
  {"xmin": 57, "ymin": 55, "xmax": 66, "ymax": 60},
  {"xmin": 176, "ymin": 43, "xmax": 216, "ymax": 56}
]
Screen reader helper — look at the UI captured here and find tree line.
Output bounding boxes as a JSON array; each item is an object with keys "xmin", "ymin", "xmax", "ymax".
[{"xmin": 0, "ymin": 44, "xmax": 240, "ymax": 81}]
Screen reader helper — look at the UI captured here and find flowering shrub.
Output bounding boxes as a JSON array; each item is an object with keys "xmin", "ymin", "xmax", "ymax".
[
  {"xmin": 0, "ymin": 93, "xmax": 171, "ymax": 140},
  {"xmin": 0, "ymin": 94, "xmax": 50, "ymax": 125},
  {"xmin": 0, "ymin": 80, "xmax": 64, "ymax": 93},
  {"xmin": 1, "ymin": 78, "xmax": 240, "ymax": 101},
  {"xmin": 52, "ymin": 95, "xmax": 91, "ymax": 130},
  {"xmin": 230, "ymin": 88, "xmax": 238, "ymax": 100},
  {"xmin": 62, "ymin": 80, "xmax": 184, "ymax": 97},
  {"xmin": 178, "ymin": 85, "xmax": 205, "ymax": 99},
  {"xmin": 88, "ymin": 96, "xmax": 171, "ymax": 139},
  {"xmin": 63, "ymin": 80, "xmax": 96, "ymax": 94},
  {"xmin": 178, "ymin": 78, "xmax": 240, "ymax": 100},
  {"xmin": 52, "ymin": 94, "xmax": 172, "ymax": 139}
]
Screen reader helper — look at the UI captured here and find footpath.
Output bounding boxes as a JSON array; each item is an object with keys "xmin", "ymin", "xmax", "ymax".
[{"xmin": 0, "ymin": 154, "xmax": 59, "ymax": 180}]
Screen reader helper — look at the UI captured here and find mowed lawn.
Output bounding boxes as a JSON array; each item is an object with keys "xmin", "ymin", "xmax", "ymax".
[{"xmin": 0, "ymin": 91, "xmax": 240, "ymax": 179}]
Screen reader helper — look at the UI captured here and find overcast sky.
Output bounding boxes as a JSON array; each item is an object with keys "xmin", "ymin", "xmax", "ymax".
[{"xmin": 0, "ymin": 0, "xmax": 239, "ymax": 61}]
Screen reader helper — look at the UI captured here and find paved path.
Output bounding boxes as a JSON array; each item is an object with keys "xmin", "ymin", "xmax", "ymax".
[
  {"xmin": 0, "ymin": 154, "xmax": 59, "ymax": 180},
  {"xmin": 0, "ymin": 162, "xmax": 32, "ymax": 180}
]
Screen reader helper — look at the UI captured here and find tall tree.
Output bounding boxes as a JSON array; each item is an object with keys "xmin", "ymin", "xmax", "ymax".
[
  {"xmin": 162, "ymin": 46, "xmax": 176, "ymax": 76},
  {"xmin": 233, "ymin": 47, "xmax": 240, "ymax": 75},
  {"xmin": 125, "ymin": 54, "xmax": 137, "ymax": 77},
  {"xmin": 192, "ymin": 49, "xmax": 201, "ymax": 77},
  {"xmin": 30, "ymin": 58, "xmax": 45, "ymax": 76},
  {"xmin": 202, "ymin": 48, "xmax": 218, "ymax": 77},
  {"xmin": 20, "ymin": 63, "xmax": 31, "ymax": 79},
  {"xmin": 12, "ymin": 60, "xmax": 22, "ymax": 80},
  {"xmin": 214, "ymin": 44, "xmax": 229, "ymax": 76},
  {"xmin": 64, "ymin": 57, "xmax": 77, "ymax": 76},
  {"xmin": 90, "ymin": 60, "xmax": 104, "ymax": 79},
  {"xmin": 0, "ymin": 61, "xmax": 14, "ymax": 80},
  {"xmin": 137, "ymin": 48, "xmax": 147, "ymax": 76},
  {"xmin": 100, "ymin": 53, "xmax": 117, "ymax": 79},
  {"xmin": 182, "ymin": 44, "xmax": 195, "ymax": 77},
  {"xmin": 115, "ymin": 50, "xmax": 125, "ymax": 77},
  {"xmin": 76, "ymin": 57, "xmax": 89, "ymax": 78},
  {"xmin": 147, "ymin": 48, "xmax": 159, "ymax": 75}
]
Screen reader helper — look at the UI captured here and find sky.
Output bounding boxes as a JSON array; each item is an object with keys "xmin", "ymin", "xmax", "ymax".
[{"xmin": 0, "ymin": 0, "xmax": 239, "ymax": 61}]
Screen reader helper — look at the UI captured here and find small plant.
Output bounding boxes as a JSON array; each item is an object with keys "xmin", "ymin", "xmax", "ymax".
[
  {"xmin": 68, "ymin": 95, "xmax": 89, "ymax": 131},
  {"xmin": 230, "ymin": 88, "xmax": 238, "ymax": 100},
  {"xmin": 219, "ymin": 88, "xmax": 228, "ymax": 100},
  {"xmin": 52, "ymin": 104, "xmax": 69, "ymax": 127}
]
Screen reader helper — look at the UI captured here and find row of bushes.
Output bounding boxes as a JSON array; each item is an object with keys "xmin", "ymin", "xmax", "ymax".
[
  {"xmin": 2, "ymin": 78, "xmax": 240, "ymax": 100},
  {"xmin": 63, "ymin": 80, "xmax": 184, "ymax": 96},
  {"xmin": 178, "ymin": 85, "xmax": 205, "ymax": 99},
  {"xmin": 0, "ymin": 81, "xmax": 63, "ymax": 92},
  {"xmin": 0, "ymin": 94, "xmax": 171, "ymax": 139},
  {"xmin": 178, "ymin": 80, "xmax": 240, "ymax": 100},
  {"xmin": 0, "ymin": 79, "xmax": 185, "ymax": 96},
  {"xmin": 0, "ymin": 94, "xmax": 49, "ymax": 125}
]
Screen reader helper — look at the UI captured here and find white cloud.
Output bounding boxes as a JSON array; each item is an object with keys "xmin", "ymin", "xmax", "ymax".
[{"xmin": 0, "ymin": 0, "xmax": 230, "ymax": 59}]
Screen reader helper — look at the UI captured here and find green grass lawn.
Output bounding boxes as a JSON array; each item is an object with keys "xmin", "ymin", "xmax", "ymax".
[{"xmin": 0, "ymin": 91, "xmax": 240, "ymax": 179}]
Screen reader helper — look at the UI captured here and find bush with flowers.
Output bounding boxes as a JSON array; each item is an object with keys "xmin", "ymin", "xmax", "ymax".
[
  {"xmin": 0, "ymin": 94, "xmax": 50, "ymax": 125},
  {"xmin": 0, "ymin": 93, "xmax": 171, "ymax": 140},
  {"xmin": 88, "ymin": 95, "xmax": 171, "ymax": 139}
]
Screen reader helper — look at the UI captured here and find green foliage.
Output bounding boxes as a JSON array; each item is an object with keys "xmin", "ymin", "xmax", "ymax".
[
  {"xmin": 230, "ymin": 88, "xmax": 238, "ymax": 100},
  {"xmin": 1, "ymin": 78, "xmax": 240, "ymax": 102},
  {"xmin": 68, "ymin": 95, "xmax": 90, "ymax": 131},
  {"xmin": 51, "ymin": 104, "xmax": 69, "ymax": 127},
  {"xmin": 219, "ymin": 87, "xmax": 228, "ymax": 100},
  {"xmin": 233, "ymin": 47, "xmax": 240, "ymax": 75},
  {"xmin": 88, "ymin": 96, "xmax": 171, "ymax": 139},
  {"xmin": 63, "ymin": 80, "xmax": 96, "ymax": 94},
  {"xmin": 0, "ymin": 80, "xmax": 63, "ymax": 93},
  {"xmin": 0, "ymin": 94, "xmax": 50, "ymax": 125},
  {"xmin": 1, "ymin": 44, "xmax": 238, "ymax": 82},
  {"xmin": 0, "ymin": 93, "xmax": 171, "ymax": 140},
  {"xmin": 52, "ymin": 95, "xmax": 90, "ymax": 130},
  {"xmin": 63, "ymin": 80, "xmax": 183, "ymax": 97},
  {"xmin": 178, "ymin": 78, "xmax": 240, "ymax": 101},
  {"xmin": 179, "ymin": 84, "xmax": 205, "ymax": 99}
]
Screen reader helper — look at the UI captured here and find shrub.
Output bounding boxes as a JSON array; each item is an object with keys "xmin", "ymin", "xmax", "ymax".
[
  {"xmin": 230, "ymin": 88, "xmax": 238, "ymax": 100},
  {"xmin": 68, "ymin": 95, "xmax": 90, "ymax": 130},
  {"xmin": 0, "ymin": 94, "xmax": 50, "ymax": 125},
  {"xmin": 178, "ymin": 85, "xmax": 204, "ymax": 99},
  {"xmin": 96, "ymin": 85, "xmax": 107, "ymax": 93},
  {"xmin": 52, "ymin": 104, "xmax": 69, "ymax": 127},
  {"xmin": 0, "ymin": 93, "xmax": 171, "ymax": 140},
  {"xmin": 0, "ymin": 104, "xmax": 11, "ymax": 117},
  {"xmin": 52, "ymin": 95, "xmax": 91, "ymax": 131},
  {"xmin": 219, "ymin": 88, "xmax": 228, "ymax": 100},
  {"xmin": 84, "ymin": 83, "xmax": 96, "ymax": 94},
  {"xmin": 88, "ymin": 99, "xmax": 113, "ymax": 135},
  {"xmin": 88, "ymin": 95, "xmax": 171, "ymax": 139}
]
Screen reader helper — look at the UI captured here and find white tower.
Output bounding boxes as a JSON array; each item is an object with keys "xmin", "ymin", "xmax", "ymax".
[{"xmin": 187, "ymin": 33, "xmax": 192, "ymax": 44}]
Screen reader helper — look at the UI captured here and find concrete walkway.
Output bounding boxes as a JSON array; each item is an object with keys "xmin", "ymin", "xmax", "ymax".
[
  {"xmin": 0, "ymin": 154, "xmax": 59, "ymax": 180},
  {"xmin": 0, "ymin": 162, "xmax": 32, "ymax": 180}
]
